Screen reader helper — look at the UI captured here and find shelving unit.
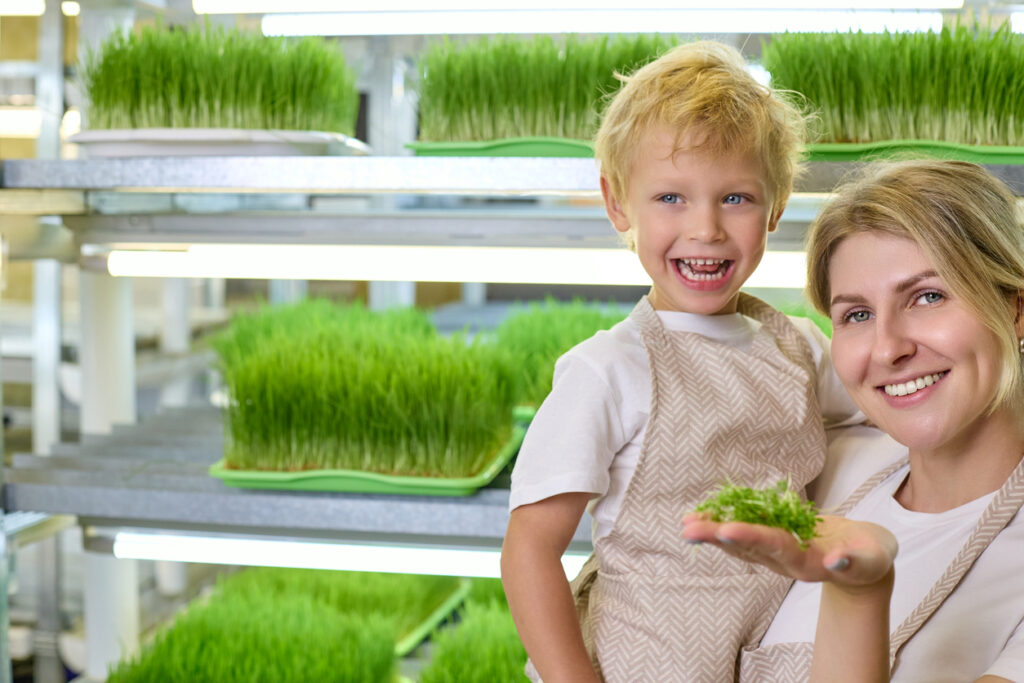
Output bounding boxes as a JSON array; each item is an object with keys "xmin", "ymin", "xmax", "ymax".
[{"xmin": 2, "ymin": 154, "xmax": 1022, "ymax": 679}]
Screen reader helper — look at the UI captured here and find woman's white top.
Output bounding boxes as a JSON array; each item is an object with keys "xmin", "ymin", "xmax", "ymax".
[
  {"xmin": 762, "ymin": 426, "xmax": 1024, "ymax": 682},
  {"xmin": 508, "ymin": 310, "xmax": 861, "ymax": 541}
]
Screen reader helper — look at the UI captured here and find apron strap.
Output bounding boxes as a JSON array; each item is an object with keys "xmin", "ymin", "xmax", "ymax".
[
  {"xmin": 834, "ymin": 458, "xmax": 909, "ymax": 517},
  {"xmin": 887, "ymin": 454, "xmax": 1024, "ymax": 662}
]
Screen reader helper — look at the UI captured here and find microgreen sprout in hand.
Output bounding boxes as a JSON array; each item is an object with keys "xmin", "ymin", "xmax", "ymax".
[{"xmin": 694, "ymin": 480, "xmax": 821, "ymax": 547}]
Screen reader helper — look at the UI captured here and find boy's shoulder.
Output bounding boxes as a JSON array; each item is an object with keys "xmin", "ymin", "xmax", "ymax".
[{"xmin": 559, "ymin": 316, "xmax": 646, "ymax": 380}]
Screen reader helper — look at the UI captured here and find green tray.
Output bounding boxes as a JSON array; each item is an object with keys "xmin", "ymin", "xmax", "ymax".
[
  {"xmin": 807, "ymin": 140, "xmax": 1024, "ymax": 165},
  {"xmin": 209, "ymin": 423, "xmax": 525, "ymax": 496},
  {"xmin": 407, "ymin": 136, "xmax": 594, "ymax": 158},
  {"xmin": 395, "ymin": 577, "xmax": 471, "ymax": 656}
]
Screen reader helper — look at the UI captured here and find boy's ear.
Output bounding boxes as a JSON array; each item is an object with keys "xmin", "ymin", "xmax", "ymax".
[
  {"xmin": 600, "ymin": 175, "xmax": 631, "ymax": 234},
  {"xmin": 767, "ymin": 201, "xmax": 786, "ymax": 233}
]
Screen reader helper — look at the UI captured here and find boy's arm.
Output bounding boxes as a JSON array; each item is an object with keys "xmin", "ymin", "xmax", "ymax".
[{"xmin": 502, "ymin": 492, "xmax": 602, "ymax": 683}]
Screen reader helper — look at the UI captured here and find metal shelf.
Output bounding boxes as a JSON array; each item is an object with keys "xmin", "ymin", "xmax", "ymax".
[{"xmin": 3, "ymin": 406, "xmax": 592, "ymax": 550}]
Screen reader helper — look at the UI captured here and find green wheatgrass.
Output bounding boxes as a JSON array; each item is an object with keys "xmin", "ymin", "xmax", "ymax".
[
  {"xmin": 106, "ymin": 592, "xmax": 396, "ymax": 683},
  {"xmin": 695, "ymin": 480, "xmax": 822, "ymax": 546},
  {"xmin": 416, "ymin": 34, "xmax": 676, "ymax": 142},
  {"xmin": 419, "ymin": 601, "xmax": 529, "ymax": 683},
  {"xmin": 494, "ymin": 298, "xmax": 628, "ymax": 408},
  {"xmin": 762, "ymin": 23, "xmax": 1024, "ymax": 146},
  {"xmin": 211, "ymin": 300, "xmax": 519, "ymax": 476},
  {"xmin": 81, "ymin": 23, "xmax": 359, "ymax": 134},
  {"xmin": 107, "ymin": 568, "xmax": 467, "ymax": 682}
]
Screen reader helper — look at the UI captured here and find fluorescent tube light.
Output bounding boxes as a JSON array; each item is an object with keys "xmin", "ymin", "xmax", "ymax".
[
  {"xmin": 1013, "ymin": 12, "xmax": 1024, "ymax": 34},
  {"xmin": 113, "ymin": 531, "xmax": 590, "ymax": 579},
  {"xmin": 262, "ymin": 9, "xmax": 944, "ymax": 36},
  {"xmin": 0, "ymin": 0, "xmax": 44, "ymax": 15},
  {"xmin": 104, "ymin": 244, "xmax": 807, "ymax": 289},
  {"xmin": 201, "ymin": 0, "xmax": 962, "ymax": 12},
  {"xmin": 0, "ymin": 107, "xmax": 42, "ymax": 138},
  {"xmin": 61, "ymin": 1, "xmax": 80, "ymax": 16}
]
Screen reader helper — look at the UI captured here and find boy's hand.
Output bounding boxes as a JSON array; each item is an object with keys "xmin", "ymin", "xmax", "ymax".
[{"xmin": 681, "ymin": 513, "xmax": 898, "ymax": 590}]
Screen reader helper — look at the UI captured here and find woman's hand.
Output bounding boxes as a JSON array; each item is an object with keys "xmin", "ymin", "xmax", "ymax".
[{"xmin": 681, "ymin": 513, "xmax": 898, "ymax": 590}]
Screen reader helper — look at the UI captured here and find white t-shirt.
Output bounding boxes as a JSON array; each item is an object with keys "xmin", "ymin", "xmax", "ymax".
[
  {"xmin": 762, "ymin": 426, "xmax": 1024, "ymax": 682},
  {"xmin": 508, "ymin": 309, "xmax": 862, "ymax": 542}
]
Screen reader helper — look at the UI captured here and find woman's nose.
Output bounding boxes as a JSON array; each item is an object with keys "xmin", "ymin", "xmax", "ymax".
[{"xmin": 871, "ymin": 315, "xmax": 916, "ymax": 366}]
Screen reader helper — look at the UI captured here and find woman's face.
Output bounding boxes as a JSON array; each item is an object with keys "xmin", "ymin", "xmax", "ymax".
[{"xmin": 827, "ymin": 232, "xmax": 1006, "ymax": 454}]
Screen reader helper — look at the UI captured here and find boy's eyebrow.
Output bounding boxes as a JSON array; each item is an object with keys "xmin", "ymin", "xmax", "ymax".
[{"xmin": 829, "ymin": 270, "xmax": 940, "ymax": 308}]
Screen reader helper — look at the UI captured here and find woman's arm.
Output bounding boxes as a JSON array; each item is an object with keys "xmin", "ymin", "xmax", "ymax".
[
  {"xmin": 683, "ymin": 514, "xmax": 898, "ymax": 683},
  {"xmin": 502, "ymin": 492, "xmax": 601, "ymax": 683}
]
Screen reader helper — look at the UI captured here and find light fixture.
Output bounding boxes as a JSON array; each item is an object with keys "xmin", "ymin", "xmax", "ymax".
[
  {"xmin": 113, "ymin": 530, "xmax": 590, "ymax": 579},
  {"xmin": 199, "ymin": 0, "xmax": 963, "ymax": 12},
  {"xmin": 104, "ymin": 244, "xmax": 808, "ymax": 289},
  {"xmin": 61, "ymin": 1, "xmax": 80, "ymax": 16},
  {"xmin": 262, "ymin": 9, "xmax": 944, "ymax": 36},
  {"xmin": 0, "ymin": 0, "xmax": 44, "ymax": 15},
  {"xmin": 1013, "ymin": 12, "xmax": 1024, "ymax": 34},
  {"xmin": 0, "ymin": 107, "xmax": 42, "ymax": 139}
]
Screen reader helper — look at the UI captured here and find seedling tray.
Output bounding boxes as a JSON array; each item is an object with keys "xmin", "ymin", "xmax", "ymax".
[
  {"xmin": 807, "ymin": 140, "xmax": 1024, "ymax": 165},
  {"xmin": 396, "ymin": 577, "xmax": 471, "ymax": 656},
  {"xmin": 407, "ymin": 136, "xmax": 594, "ymax": 158},
  {"xmin": 209, "ymin": 424, "xmax": 525, "ymax": 496}
]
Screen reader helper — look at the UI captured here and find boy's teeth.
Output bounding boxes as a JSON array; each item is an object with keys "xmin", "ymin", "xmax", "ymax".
[
  {"xmin": 884, "ymin": 372, "xmax": 944, "ymax": 397},
  {"xmin": 676, "ymin": 258, "xmax": 728, "ymax": 281}
]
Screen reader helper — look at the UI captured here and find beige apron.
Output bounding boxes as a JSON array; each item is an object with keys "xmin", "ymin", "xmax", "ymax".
[
  {"xmin": 739, "ymin": 454, "xmax": 1024, "ymax": 682},
  {"xmin": 537, "ymin": 294, "xmax": 827, "ymax": 683}
]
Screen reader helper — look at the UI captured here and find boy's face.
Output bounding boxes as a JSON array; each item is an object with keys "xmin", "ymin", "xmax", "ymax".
[{"xmin": 601, "ymin": 125, "xmax": 779, "ymax": 316}]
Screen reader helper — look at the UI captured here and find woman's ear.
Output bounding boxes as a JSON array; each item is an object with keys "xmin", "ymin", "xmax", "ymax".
[{"xmin": 601, "ymin": 175, "xmax": 632, "ymax": 234}]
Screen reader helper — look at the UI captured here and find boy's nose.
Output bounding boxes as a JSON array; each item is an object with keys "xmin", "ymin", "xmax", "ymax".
[{"xmin": 682, "ymin": 206, "xmax": 724, "ymax": 242}]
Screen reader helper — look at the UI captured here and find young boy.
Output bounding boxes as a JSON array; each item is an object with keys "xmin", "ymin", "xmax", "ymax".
[{"xmin": 500, "ymin": 41, "xmax": 860, "ymax": 682}]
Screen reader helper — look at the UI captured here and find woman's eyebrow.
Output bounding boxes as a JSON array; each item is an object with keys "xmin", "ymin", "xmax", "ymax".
[
  {"xmin": 894, "ymin": 270, "xmax": 939, "ymax": 294},
  {"xmin": 829, "ymin": 270, "xmax": 940, "ymax": 308}
]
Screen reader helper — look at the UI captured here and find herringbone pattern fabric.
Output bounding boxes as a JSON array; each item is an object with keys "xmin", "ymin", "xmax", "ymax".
[
  {"xmin": 573, "ymin": 295, "xmax": 827, "ymax": 683},
  {"xmin": 740, "ymin": 456, "xmax": 1024, "ymax": 680}
]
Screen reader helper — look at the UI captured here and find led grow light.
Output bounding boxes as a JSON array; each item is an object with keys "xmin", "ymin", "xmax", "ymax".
[
  {"xmin": 0, "ymin": 107, "xmax": 42, "ymax": 138},
  {"xmin": 113, "ymin": 531, "xmax": 590, "ymax": 579},
  {"xmin": 262, "ymin": 9, "xmax": 944, "ymax": 36},
  {"xmin": 1013, "ymin": 12, "xmax": 1024, "ymax": 34},
  {"xmin": 199, "ymin": 0, "xmax": 963, "ymax": 11},
  {"xmin": 104, "ymin": 244, "xmax": 808, "ymax": 289},
  {"xmin": 0, "ymin": 0, "xmax": 44, "ymax": 15}
]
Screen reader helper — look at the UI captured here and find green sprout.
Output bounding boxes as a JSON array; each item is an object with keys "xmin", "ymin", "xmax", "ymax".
[{"xmin": 694, "ymin": 480, "xmax": 821, "ymax": 547}]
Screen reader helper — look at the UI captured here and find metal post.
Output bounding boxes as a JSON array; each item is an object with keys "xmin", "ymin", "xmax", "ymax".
[
  {"xmin": 267, "ymin": 279, "xmax": 308, "ymax": 305},
  {"xmin": 0, "ymin": 233, "xmax": 13, "ymax": 683},
  {"xmin": 79, "ymin": 271, "xmax": 139, "ymax": 679},
  {"xmin": 31, "ymin": 5, "xmax": 66, "ymax": 683}
]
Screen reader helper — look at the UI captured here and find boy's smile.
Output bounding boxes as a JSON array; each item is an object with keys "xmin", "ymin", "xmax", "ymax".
[{"xmin": 601, "ymin": 125, "xmax": 779, "ymax": 315}]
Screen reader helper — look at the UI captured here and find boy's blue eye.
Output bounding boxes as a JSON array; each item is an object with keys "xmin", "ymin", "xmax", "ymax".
[
  {"xmin": 723, "ymin": 194, "xmax": 744, "ymax": 205},
  {"xmin": 659, "ymin": 194, "xmax": 680, "ymax": 204}
]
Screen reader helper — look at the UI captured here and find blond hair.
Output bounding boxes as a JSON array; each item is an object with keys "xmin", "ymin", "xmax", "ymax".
[
  {"xmin": 594, "ymin": 40, "xmax": 806, "ymax": 248},
  {"xmin": 806, "ymin": 160, "xmax": 1024, "ymax": 410}
]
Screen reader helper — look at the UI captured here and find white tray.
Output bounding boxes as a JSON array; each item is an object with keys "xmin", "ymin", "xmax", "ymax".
[{"xmin": 68, "ymin": 128, "xmax": 371, "ymax": 157}]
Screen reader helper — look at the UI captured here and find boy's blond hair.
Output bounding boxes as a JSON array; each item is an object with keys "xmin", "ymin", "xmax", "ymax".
[
  {"xmin": 806, "ymin": 160, "xmax": 1024, "ymax": 412},
  {"xmin": 595, "ymin": 41, "xmax": 806, "ymax": 248}
]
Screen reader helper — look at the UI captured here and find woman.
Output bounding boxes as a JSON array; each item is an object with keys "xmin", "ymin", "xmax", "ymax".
[{"xmin": 684, "ymin": 160, "xmax": 1024, "ymax": 682}]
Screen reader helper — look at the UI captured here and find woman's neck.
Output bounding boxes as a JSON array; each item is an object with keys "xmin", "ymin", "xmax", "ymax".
[{"xmin": 897, "ymin": 406, "xmax": 1024, "ymax": 513}]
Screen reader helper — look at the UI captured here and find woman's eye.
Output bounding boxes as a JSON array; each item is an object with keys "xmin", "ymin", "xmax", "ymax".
[
  {"xmin": 914, "ymin": 291, "xmax": 944, "ymax": 306},
  {"xmin": 843, "ymin": 309, "xmax": 872, "ymax": 324},
  {"xmin": 723, "ymin": 194, "xmax": 744, "ymax": 205}
]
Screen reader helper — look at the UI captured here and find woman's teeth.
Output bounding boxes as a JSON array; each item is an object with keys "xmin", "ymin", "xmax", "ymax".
[
  {"xmin": 676, "ymin": 258, "xmax": 728, "ymax": 281},
  {"xmin": 884, "ymin": 372, "xmax": 945, "ymax": 397}
]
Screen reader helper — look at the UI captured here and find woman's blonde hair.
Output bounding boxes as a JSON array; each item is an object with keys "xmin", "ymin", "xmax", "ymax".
[
  {"xmin": 806, "ymin": 160, "xmax": 1024, "ymax": 410},
  {"xmin": 594, "ymin": 40, "xmax": 806, "ymax": 248}
]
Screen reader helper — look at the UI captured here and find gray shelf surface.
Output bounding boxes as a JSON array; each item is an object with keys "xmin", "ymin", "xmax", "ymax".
[
  {"xmin": 3, "ymin": 406, "xmax": 592, "ymax": 550},
  {"xmin": 4, "ymin": 156, "xmax": 1024, "ymax": 195}
]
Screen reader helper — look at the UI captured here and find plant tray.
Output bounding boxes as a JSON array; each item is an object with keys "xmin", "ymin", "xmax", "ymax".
[
  {"xmin": 209, "ymin": 423, "xmax": 525, "ymax": 496},
  {"xmin": 407, "ymin": 136, "xmax": 594, "ymax": 158},
  {"xmin": 807, "ymin": 140, "xmax": 1024, "ymax": 165},
  {"xmin": 395, "ymin": 577, "xmax": 471, "ymax": 656},
  {"xmin": 69, "ymin": 128, "xmax": 371, "ymax": 157}
]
